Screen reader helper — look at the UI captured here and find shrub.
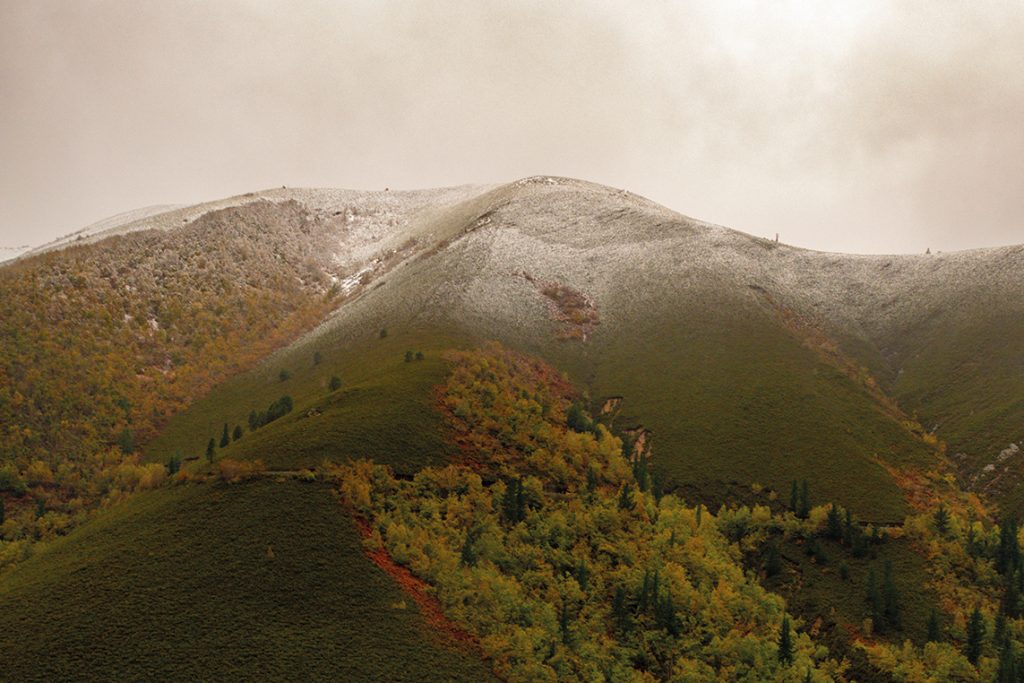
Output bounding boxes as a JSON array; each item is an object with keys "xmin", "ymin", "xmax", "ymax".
[{"xmin": 217, "ymin": 458, "xmax": 264, "ymax": 484}]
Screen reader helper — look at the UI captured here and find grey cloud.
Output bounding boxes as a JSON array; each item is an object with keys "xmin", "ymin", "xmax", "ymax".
[{"xmin": 0, "ymin": 0, "xmax": 1021, "ymax": 254}]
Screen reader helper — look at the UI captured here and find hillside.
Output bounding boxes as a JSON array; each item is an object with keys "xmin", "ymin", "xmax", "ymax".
[{"xmin": 1, "ymin": 176, "xmax": 1022, "ymax": 680}]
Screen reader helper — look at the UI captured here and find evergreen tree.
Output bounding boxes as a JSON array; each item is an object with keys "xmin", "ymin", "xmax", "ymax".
[
  {"xmin": 997, "ymin": 518, "xmax": 1021, "ymax": 575},
  {"xmin": 655, "ymin": 594, "xmax": 681, "ymax": 636},
  {"xmin": 415, "ymin": 351, "xmax": 424, "ymax": 361},
  {"xmin": 460, "ymin": 526, "xmax": 480, "ymax": 567},
  {"xmin": 966, "ymin": 606, "xmax": 986, "ymax": 665},
  {"xmin": 166, "ymin": 453, "xmax": 181, "ymax": 475},
  {"xmin": 995, "ymin": 611, "xmax": 1007, "ymax": 648},
  {"xmin": 220, "ymin": 423, "xmax": 230, "ymax": 448},
  {"xmin": 404, "ymin": 350, "xmax": 414, "ymax": 363},
  {"xmin": 329, "ymin": 375, "xmax": 342, "ymax": 392},
  {"xmin": 35, "ymin": 498, "xmax": 45, "ymax": 519},
  {"xmin": 1003, "ymin": 572, "xmax": 1021, "ymax": 618},
  {"xmin": 206, "ymin": 438, "xmax": 216, "ymax": 463},
  {"xmin": 567, "ymin": 402, "xmax": 592, "ymax": 433},
  {"xmin": 379, "ymin": 328, "xmax": 388, "ymax": 338},
  {"xmin": 790, "ymin": 480, "xmax": 799, "ymax": 513},
  {"xmin": 866, "ymin": 567, "xmax": 884, "ymax": 632},
  {"xmin": 612, "ymin": 586, "xmax": 631, "ymax": 632},
  {"xmin": 585, "ymin": 468, "xmax": 598, "ymax": 496},
  {"xmin": 501, "ymin": 478, "xmax": 526, "ymax": 524},
  {"xmin": 765, "ymin": 543, "xmax": 782, "ymax": 577},
  {"xmin": 778, "ymin": 614, "xmax": 794, "ymax": 664},
  {"xmin": 559, "ymin": 600, "xmax": 572, "ymax": 645},
  {"xmin": 248, "ymin": 410, "xmax": 259, "ymax": 431},
  {"xmin": 997, "ymin": 639, "xmax": 1018, "ymax": 683},
  {"xmin": 0, "ymin": 496, "xmax": 5, "ymax": 525},
  {"xmin": 882, "ymin": 559, "xmax": 901, "ymax": 630},
  {"xmin": 934, "ymin": 504, "xmax": 950, "ymax": 536},
  {"xmin": 618, "ymin": 483, "xmax": 634, "ymax": 511},
  {"xmin": 638, "ymin": 570, "xmax": 651, "ymax": 613},
  {"xmin": 313, "ymin": 350, "xmax": 322, "ymax": 366},
  {"xmin": 927, "ymin": 608, "xmax": 942, "ymax": 643},
  {"xmin": 576, "ymin": 560, "xmax": 590, "ymax": 591},
  {"xmin": 232, "ymin": 425, "xmax": 243, "ymax": 441},
  {"xmin": 278, "ymin": 369, "xmax": 291, "ymax": 382},
  {"xmin": 826, "ymin": 504, "xmax": 843, "ymax": 540},
  {"xmin": 116, "ymin": 428, "xmax": 135, "ymax": 455},
  {"xmin": 695, "ymin": 504, "xmax": 703, "ymax": 527},
  {"xmin": 843, "ymin": 508, "xmax": 855, "ymax": 547},
  {"xmin": 798, "ymin": 480, "xmax": 811, "ymax": 519}
]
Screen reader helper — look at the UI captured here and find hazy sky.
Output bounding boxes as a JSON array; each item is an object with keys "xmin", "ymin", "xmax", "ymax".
[{"xmin": 1, "ymin": 1, "xmax": 1022, "ymax": 254}]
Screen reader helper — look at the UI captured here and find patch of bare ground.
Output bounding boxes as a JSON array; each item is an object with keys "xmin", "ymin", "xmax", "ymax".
[
  {"xmin": 516, "ymin": 271, "xmax": 599, "ymax": 341},
  {"xmin": 351, "ymin": 515, "xmax": 484, "ymax": 656}
]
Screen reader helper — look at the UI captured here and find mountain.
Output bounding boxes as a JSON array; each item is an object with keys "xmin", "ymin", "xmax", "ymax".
[{"xmin": 0, "ymin": 177, "xmax": 1021, "ymax": 680}]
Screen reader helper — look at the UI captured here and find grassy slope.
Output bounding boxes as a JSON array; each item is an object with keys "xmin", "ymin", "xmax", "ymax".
[
  {"xmin": 145, "ymin": 327, "xmax": 464, "ymax": 474},
  {"xmin": 0, "ymin": 478, "xmax": 493, "ymax": 681},
  {"xmin": 579, "ymin": 289, "xmax": 933, "ymax": 522}
]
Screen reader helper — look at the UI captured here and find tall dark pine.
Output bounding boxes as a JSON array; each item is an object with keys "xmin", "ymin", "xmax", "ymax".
[
  {"xmin": 778, "ymin": 614, "xmax": 794, "ymax": 664},
  {"xmin": 966, "ymin": 606, "xmax": 986, "ymax": 665},
  {"xmin": 927, "ymin": 608, "xmax": 942, "ymax": 643},
  {"xmin": 882, "ymin": 560, "xmax": 901, "ymax": 630},
  {"xmin": 206, "ymin": 438, "xmax": 216, "ymax": 463},
  {"xmin": 220, "ymin": 423, "xmax": 230, "ymax": 448}
]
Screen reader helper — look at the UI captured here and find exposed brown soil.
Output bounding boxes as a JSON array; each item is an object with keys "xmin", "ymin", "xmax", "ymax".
[{"xmin": 352, "ymin": 515, "xmax": 483, "ymax": 655}]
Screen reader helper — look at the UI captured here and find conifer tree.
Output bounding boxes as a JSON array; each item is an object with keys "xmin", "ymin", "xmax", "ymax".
[
  {"xmin": 206, "ymin": 438, "xmax": 216, "ymax": 463},
  {"xmin": 966, "ymin": 606, "xmax": 986, "ymax": 665},
  {"xmin": 798, "ymin": 480, "xmax": 811, "ymax": 519},
  {"xmin": 638, "ymin": 570, "xmax": 651, "ymax": 613},
  {"xmin": 927, "ymin": 608, "xmax": 942, "ymax": 643},
  {"xmin": 882, "ymin": 559, "xmax": 901, "ymax": 630},
  {"xmin": 248, "ymin": 410, "xmax": 259, "ymax": 431},
  {"xmin": 998, "ymin": 518, "xmax": 1021, "ymax": 575},
  {"xmin": 790, "ymin": 480, "xmax": 799, "ymax": 513},
  {"xmin": 765, "ymin": 543, "xmax": 782, "ymax": 577},
  {"xmin": 618, "ymin": 483, "xmax": 634, "ymax": 511},
  {"xmin": 0, "ymin": 496, "xmax": 5, "ymax": 525},
  {"xmin": 329, "ymin": 375, "xmax": 342, "ymax": 391},
  {"xmin": 232, "ymin": 425, "xmax": 243, "ymax": 441},
  {"xmin": 826, "ymin": 504, "xmax": 843, "ymax": 540},
  {"xmin": 997, "ymin": 639, "xmax": 1018, "ymax": 683},
  {"xmin": 866, "ymin": 567, "xmax": 883, "ymax": 632},
  {"xmin": 934, "ymin": 504, "xmax": 950, "ymax": 535},
  {"xmin": 778, "ymin": 614, "xmax": 794, "ymax": 664},
  {"xmin": 404, "ymin": 350, "xmax": 414, "ymax": 363},
  {"xmin": 612, "ymin": 586, "xmax": 631, "ymax": 633},
  {"xmin": 220, "ymin": 423, "xmax": 230, "ymax": 448}
]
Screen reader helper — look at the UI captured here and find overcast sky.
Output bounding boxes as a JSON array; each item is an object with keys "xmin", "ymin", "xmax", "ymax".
[{"xmin": 1, "ymin": 1, "xmax": 1022, "ymax": 254}]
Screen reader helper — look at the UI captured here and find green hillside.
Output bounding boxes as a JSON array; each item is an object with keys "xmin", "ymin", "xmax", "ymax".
[{"xmin": 0, "ymin": 477, "xmax": 494, "ymax": 681}]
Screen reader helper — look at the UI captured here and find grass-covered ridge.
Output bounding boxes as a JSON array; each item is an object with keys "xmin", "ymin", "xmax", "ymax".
[{"xmin": 0, "ymin": 477, "xmax": 495, "ymax": 681}]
